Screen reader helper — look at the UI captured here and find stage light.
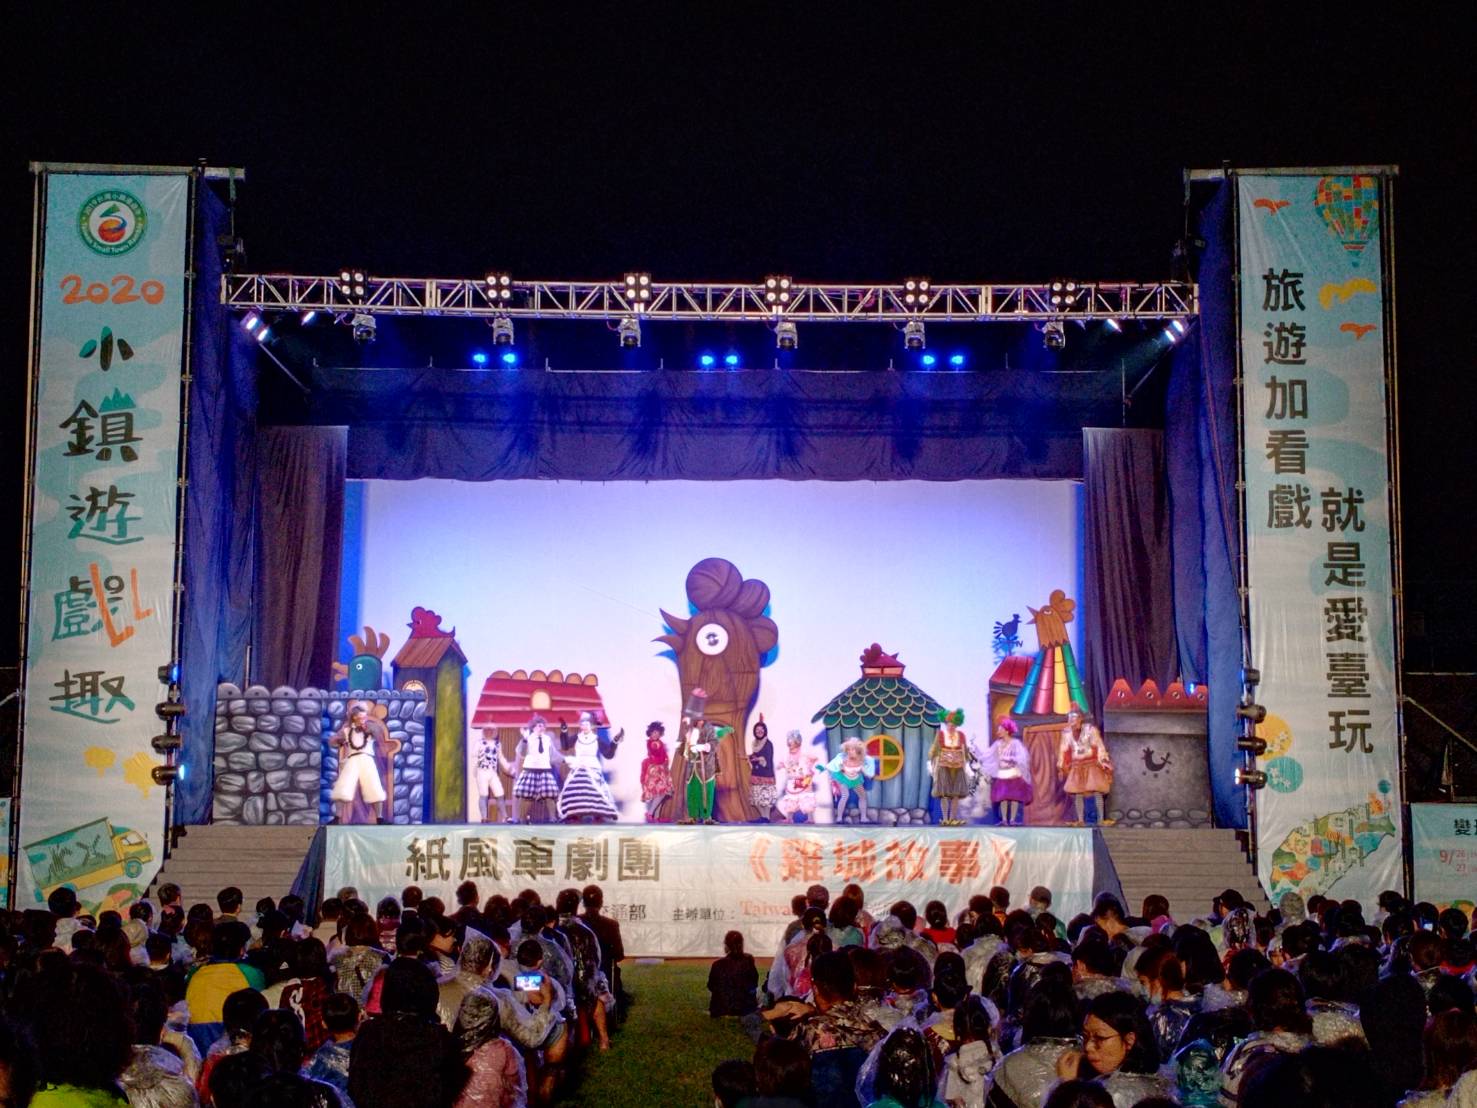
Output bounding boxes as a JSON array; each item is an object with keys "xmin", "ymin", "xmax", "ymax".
[
  {"xmin": 337, "ymin": 268, "xmax": 368, "ymax": 304},
  {"xmin": 155, "ymin": 700, "xmax": 186, "ymax": 721},
  {"xmin": 949, "ymin": 353, "xmax": 966, "ymax": 368},
  {"xmin": 484, "ymin": 272, "xmax": 514, "ymax": 304},
  {"xmin": 1049, "ymin": 280, "xmax": 1088, "ymax": 312},
  {"xmin": 1043, "ymin": 320, "xmax": 1066, "ymax": 350},
  {"xmin": 500, "ymin": 351, "xmax": 519, "ymax": 366},
  {"xmin": 624, "ymin": 273, "xmax": 652, "ymax": 311},
  {"xmin": 157, "ymin": 662, "xmax": 180, "ymax": 685},
  {"xmin": 151, "ymin": 765, "xmax": 180, "ymax": 786},
  {"xmin": 1171, "ymin": 319, "xmax": 1187, "ymax": 335},
  {"xmin": 1241, "ymin": 667, "xmax": 1260, "ymax": 687},
  {"xmin": 1236, "ymin": 734, "xmax": 1268, "ymax": 756},
  {"xmin": 724, "ymin": 353, "xmax": 740, "ymax": 368},
  {"xmin": 699, "ymin": 353, "xmax": 716, "ymax": 368},
  {"xmin": 764, "ymin": 275, "xmax": 794, "ymax": 310},
  {"xmin": 242, "ymin": 313, "xmax": 260, "ymax": 333},
  {"xmin": 1235, "ymin": 701, "xmax": 1268, "ymax": 724},
  {"xmin": 775, "ymin": 321, "xmax": 798, "ymax": 350},
  {"xmin": 1162, "ymin": 326, "xmax": 1178, "ymax": 342},
  {"xmin": 472, "ymin": 351, "xmax": 489, "ymax": 367},
  {"xmin": 1104, "ymin": 317, "xmax": 1122, "ymax": 333},
  {"xmin": 491, "ymin": 315, "xmax": 515, "ymax": 346},
  {"xmin": 903, "ymin": 278, "xmax": 932, "ymax": 311},
  {"xmin": 920, "ymin": 353, "xmax": 937, "ymax": 367},
  {"xmin": 903, "ymin": 320, "xmax": 926, "ymax": 351},
  {"xmin": 151, "ymin": 733, "xmax": 182, "ymax": 754},
  {"xmin": 255, "ymin": 325, "xmax": 271, "ymax": 344},
  {"xmin": 617, "ymin": 315, "xmax": 641, "ymax": 348},
  {"xmin": 351, "ymin": 313, "xmax": 377, "ymax": 343},
  {"xmin": 301, "ymin": 310, "xmax": 318, "ymax": 326},
  {"xmin": 1234, "ymin": 767, "xmax": 1267, "ymax": 789}
]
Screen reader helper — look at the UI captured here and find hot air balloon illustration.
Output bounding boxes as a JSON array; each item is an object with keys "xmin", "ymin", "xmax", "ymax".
[{"xmin": 1314, "ymin": 176, "xmax": 1380, "ymax": 267}]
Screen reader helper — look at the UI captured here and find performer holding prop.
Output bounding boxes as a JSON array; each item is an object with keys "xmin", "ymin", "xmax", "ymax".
[
  {"xmin": 513, "ymin": 714, "xmax": 561, "ymax": 823},
  {"xmin": 472, "ymin": 726, "xmax": 513, "ymax": 824},
  {"xmin": 774, "ymin": 730, "xmax": 818, "ymax": 823},
  {"xmin": 331, "ymin": 703, "xmax": 390, "ymax": 824},
  {"xmin": 1057, "ymin": 706, "xmax": 1113, "ymax": 826},
  {"xmin": 979, "ymin": 717, "xmax": 1034, "ymax": 826},
  {"xmin": 640, "ymin": 722, "xmax": 674, "ymax": 823},
  {"xmin": 748, "ymin": 716, "xmax": 778, "ymax": 822},
  {"xmin": 557, "ymin": 711, "xmax": 623, "ymax": 822},
  {"xmin": 825, "ymin": 736, "xmax": 878, "ymax": 823},
  {"xmin": 678, "ymin": 691, "xmax": 721, "ymax": 825},
  {"xmin": 928, "ymin": 708, "xmax": 974, "ymax": 826}
]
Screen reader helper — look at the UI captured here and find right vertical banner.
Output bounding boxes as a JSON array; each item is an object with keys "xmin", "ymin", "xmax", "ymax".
[{"xmin": 1238, "ymin": 172, "xmax": 1402, "ymax": 904}]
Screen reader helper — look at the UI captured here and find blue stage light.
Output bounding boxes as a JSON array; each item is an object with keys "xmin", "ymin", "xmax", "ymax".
[
  {"xmin": 1171, "ymin": 319, "xmax": 1187, "ymax": 335},
  {"xmin": 501, "ymin": 351, "xmax": 519, "ymax": 366},
  {"xmin": 949, "ymin": 353, "xmax": 966, "ymax": 367},
  {"xmin": 301, "ymin": 310, "xmax": 318, "ymax": 326},
  {"xmin": 1163, "ymin": 326, "xmax": 1178, "ymax": 343},
  {"xmin": 724, "ymin": 353, "xmax": 740, "ymax": 367},
  {"xmin": 472, "ymin": 351, "xmax": 489, "ymax": 366},
  {"xmin": 177, "ymin": 763, "xmax": 188, "ymax": 782},
  {"xmin": 1104, "ymin": 317, "xmax": 1122, "ymax": 333},
  {"xmin": 243, "ymin": 313, "xmax": 259, "ymax": 333},
  {"xmin": 920, "ymin": 353, "xmax": 937, "ymax": 367},
  {"xmin": 699, "ymin": 353, "xmax": 716, "ymax": 367}
]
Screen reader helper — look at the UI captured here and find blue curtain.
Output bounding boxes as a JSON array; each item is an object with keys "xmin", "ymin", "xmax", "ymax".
[
  {"xmin": 176, "ymin": 187, "xmax": 259, "ymax": 823},
  {"xmin": 1166, "ymin": 179, "xmax": 1245, "ymax": 828}
]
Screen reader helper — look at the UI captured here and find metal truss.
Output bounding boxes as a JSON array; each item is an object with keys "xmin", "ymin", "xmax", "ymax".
[{"xmin": 222, "ymin": 274, "xmax": 1197, "ymax": 323}]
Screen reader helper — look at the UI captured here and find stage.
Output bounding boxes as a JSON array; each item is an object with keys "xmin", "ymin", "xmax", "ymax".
[{"xmin": 297, "ymin": 822, "xmax": 1119, "ymax": 957}]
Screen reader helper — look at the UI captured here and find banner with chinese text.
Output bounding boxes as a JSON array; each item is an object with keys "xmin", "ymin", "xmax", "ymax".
[
  {"xmin": 327, "ymin": 824, "xmax": 1098, "ymax": 957},
  {"xmin": 17, "ymin": 172, "xmax": 189, "ymax": 912},
  {"xmin": 1238, "ymin": 173, "xmax": 1401, "ymax": 905},
  {"xmin": 1411, "ymin": 804, "xmax": 1477, "ymax": 913}
]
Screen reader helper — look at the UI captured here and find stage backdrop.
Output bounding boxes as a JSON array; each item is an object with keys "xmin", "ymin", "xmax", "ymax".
[
  {"xmin": 344, "ymin": 478, "xmax": 1080, "ymax": 822},
  {"xmin": 1238, "ymin": 172, "xmax": 1401, "ymax": 905},
  {"xmin": 18, "ymin": 171, "xmax": 188, "ymax": 912},
  {"xmin": 325, "ymin": 824, "xmax": 1097, "ymax": 957},
  {"xmin": 1411, "ymin": 804, "xmax": 1477, "ymax": 914}
]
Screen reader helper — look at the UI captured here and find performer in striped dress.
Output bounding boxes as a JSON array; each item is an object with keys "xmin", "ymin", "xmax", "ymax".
[{"xmin": 557, "ymin": 712, "xmax": 623, "ymax": 822}]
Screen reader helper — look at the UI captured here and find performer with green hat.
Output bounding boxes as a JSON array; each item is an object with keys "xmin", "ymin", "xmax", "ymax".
[
  {"xmin": 678, "ymin": 689, "xmax": 721, "ymax": 824},
  {"xmin": 928, "ymin": 708, "xmax": 975, "ymax": 825}
]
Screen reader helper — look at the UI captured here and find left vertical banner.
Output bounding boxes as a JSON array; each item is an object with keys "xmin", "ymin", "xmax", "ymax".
[{"xmin": 17, "ymin": 172, "xmax": 189, "ymax": 912}]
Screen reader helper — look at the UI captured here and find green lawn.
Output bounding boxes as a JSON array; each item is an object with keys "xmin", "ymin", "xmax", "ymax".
[{"xmin": 555, "ymin": 960, "xmax": 763, "ymax": 1107}]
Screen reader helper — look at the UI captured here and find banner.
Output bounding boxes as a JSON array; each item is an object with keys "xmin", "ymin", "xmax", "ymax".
[
  {"xmin": 17, "ymin": 172, "xmax": 189, "ymax": 912},
  {"xmin": 1238, "ymin": 173, "xmax": 1401, "ymax": 905},
  {"xmin": 326, "ymin": 824, "xmax": 1098, "ymax": 957},
  {"xmin": 1411, "ymin": 804, "xmax": 1477, "ymax": 913}
]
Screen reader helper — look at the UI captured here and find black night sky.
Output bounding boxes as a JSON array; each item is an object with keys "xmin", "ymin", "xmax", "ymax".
[{"xmin": 4, "ymin": 8, "xmax": 1474, "ymax": 669}]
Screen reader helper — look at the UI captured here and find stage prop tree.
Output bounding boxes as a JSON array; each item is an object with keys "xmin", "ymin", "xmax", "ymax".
[
  {"xmin": 391, "ymin": 607, "xmax": 469, "ymax": 823},
  {"xmin": 656, "ymin": 557, "xmax": 777, "ymax": 823}
]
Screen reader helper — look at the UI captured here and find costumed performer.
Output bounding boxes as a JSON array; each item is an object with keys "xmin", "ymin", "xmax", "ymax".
[
  {"xmin": 512, "ymin": 713, "xmax": 561, "ymax": 823},
  {"xmin": 557, "ymin": 711, "xmax": 623, "ymax": 822},
  {"xmin": 979, "ymin": 717, "xmax": 1033, "ymax": 826},
  {"xmin": 774, "ymin": 730, "xmax": 818, "ymax": 824},
  {"xmin": 1057, "ymin": 706, "xmax": 1114, "ymax": 826},
  {"xmin": 824, "ymin": 736, "xmax": 878, "ymax": 823},
  {"xmin": 472, "ymin": 726, "xmax": 514, "ymax": 824},
  {"xmin": 640, "ymin": 721, "xmax": 674, "ymax": 823},
  {"xmin": 677, "ymin": 690, "xmax": 720, "ymax": 824},
  {"xmin": 331, "ymin": 703, "xmax": 390, "ymax": 824},
  {"xmin": 748, "ymin": 716, "xmax": 778, "ymax": 822},
  {"xmin": 928, "ymin": 708, "xmax": 975, "ymax": 826}
]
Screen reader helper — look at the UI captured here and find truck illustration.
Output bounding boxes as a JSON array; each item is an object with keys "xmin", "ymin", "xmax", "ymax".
[{"xmin": 24, "ymin": 817, "xmax": 152, "ymax": 901}]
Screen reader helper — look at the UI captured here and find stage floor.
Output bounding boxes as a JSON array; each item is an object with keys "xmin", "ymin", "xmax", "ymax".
[{"xmin": 312, "ymin": 823, "xmax": 1109, "ymax": 957}]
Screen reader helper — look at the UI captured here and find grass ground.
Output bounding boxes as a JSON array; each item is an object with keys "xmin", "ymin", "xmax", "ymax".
[{"xmin": 554, "ymin": 959, "xmax": 763, "ymax": 1107}]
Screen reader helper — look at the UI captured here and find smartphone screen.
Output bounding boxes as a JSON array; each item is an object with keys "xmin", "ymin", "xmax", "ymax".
[{"xmin": 515, "ymin": 972, "xmax": 544, "ymax": 991}]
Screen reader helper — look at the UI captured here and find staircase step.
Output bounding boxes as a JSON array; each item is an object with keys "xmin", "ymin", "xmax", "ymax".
[
  {"xmin": 1103, "ymin": 827, "xmax": 1269, "ymax": 915},
  {"xmin": 148, "ymin": 825, "xmax": 317, "ymax": 908}
]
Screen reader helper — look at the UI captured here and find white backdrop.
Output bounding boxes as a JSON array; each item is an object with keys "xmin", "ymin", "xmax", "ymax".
[{"xmin": 348, "ymin": 478, "xmax": 1080, "ymax": 820}]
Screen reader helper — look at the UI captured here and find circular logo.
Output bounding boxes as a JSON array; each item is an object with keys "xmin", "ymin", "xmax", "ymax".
[
  {"xmin": 1256, "ymin": 712, "xmax": 1294, "ymax": 759},
  {"xmin": 1265, "ymin": 755, "xmax": 1304, "ymax": 793},
  {"xmin": 78, "ymin": 190, "xmax": 147, "ymax": 255}
]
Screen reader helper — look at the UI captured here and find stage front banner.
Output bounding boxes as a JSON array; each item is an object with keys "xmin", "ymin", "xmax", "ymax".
[
  {"xmin": 325, "ymin": 824, "xmax": 1098, "ymax": 957},
  {"xmin": 1238, "ymin": 172, "xmax": 1401, "ymax": 905},
  {"xmin": 1411, "ymin": 804, "xmax": 1477, "ymax": 914},
  {"xmin": 17, "ymin": 171, "xmax": 189, "ymax": 913}
]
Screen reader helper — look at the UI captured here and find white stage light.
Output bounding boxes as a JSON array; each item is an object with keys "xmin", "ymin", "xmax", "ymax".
[{"xmin": 903, "ymin": 320, "xmax": 926, "ymax": 351}]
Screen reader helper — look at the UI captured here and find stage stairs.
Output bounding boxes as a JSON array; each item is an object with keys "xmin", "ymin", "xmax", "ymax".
[
  {"xmin": 1100, "ymin": 827, "xmax": 1270, "ymax": 918},
  {"xmin": 146, "ymin": 824, "xmax": 318, "ymax": 909}
]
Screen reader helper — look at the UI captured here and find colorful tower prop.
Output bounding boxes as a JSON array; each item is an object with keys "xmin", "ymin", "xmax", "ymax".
[
  {"xmin": 1011, "ymin": 589, "xmax": 1088, "ymax": 717},
  {"xmin": 811, "ymin": 645, "xmax": 945, "ymax": 823},
  {"xmin": 391, "ymin": 608, "xmax": 468, "ymax": 823}
]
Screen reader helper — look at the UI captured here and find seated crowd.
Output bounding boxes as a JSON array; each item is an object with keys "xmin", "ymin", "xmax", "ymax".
[
  {"xmin": 707, "ymin": 883, "xmax": 1477, "ymax": 1108},
  {"xmin": 0, "ymin": 878, "xmax": 630, "ymax": 1107}
]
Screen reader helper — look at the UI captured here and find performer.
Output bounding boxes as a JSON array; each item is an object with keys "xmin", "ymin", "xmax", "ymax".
[
  {"xmin": 824, "ymin": 736, "xmax": 878, "ymax": 823},
  {"xmin": 472, "ymin": 726, "xmax": 513, "ymax": 824},
  {"xmin": 928, "ymin": 708, "xmax": 974, "ymax": 826},
  {"xmin": 774, "ymin": 730, "xmax": 818, "ymax": 824},
  {"xmin": 331, "ymin": 703, "xmax": 390, "ymax": 824},
  {"xmin": 557, "ymin": 712, "xmax": 623, "ymax": 823},
  {"xmin": 748, "ymin": 716, "xmax": 778, "ymax": 822},
  {"xmin": 678, "ymin": 707, "xmax": 721, "ymax": 825},
  {"xmin": 1057, "ymin": 706, "xmax": 1113, "ymax": 826},
  {"xmin": 979, "ymin": 717, "xmax": 1034, "ymax": 826},
  {"xmin": 512, "ymin": 714, "xmax": 561, "ymax": 823},
  {"xmin": 640, "ymin": 722, "xmax": 674, "ymax": 823}
]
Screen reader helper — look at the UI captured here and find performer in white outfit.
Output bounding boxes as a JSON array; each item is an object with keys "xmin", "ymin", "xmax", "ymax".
[
  {"xmin": 331, "ymin": 704, "xmax": 389, "ymax": 824},
  {"xmin": 472, "ymin": 726, "xmax": 513, "ymax": 823}
]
